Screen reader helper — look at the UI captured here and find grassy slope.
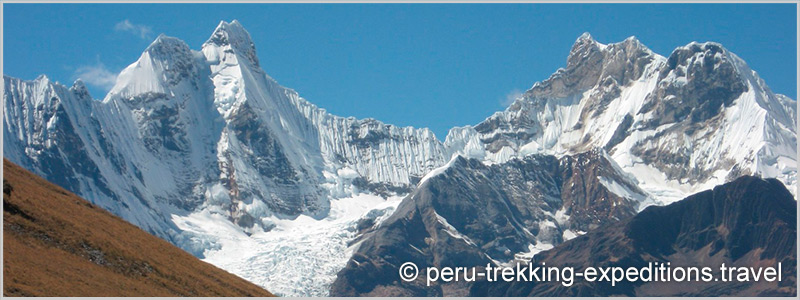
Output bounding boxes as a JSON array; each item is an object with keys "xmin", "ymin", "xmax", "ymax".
[{"xmin": 2, "ymin": 159, "xmax": 274, "ymax": 296}]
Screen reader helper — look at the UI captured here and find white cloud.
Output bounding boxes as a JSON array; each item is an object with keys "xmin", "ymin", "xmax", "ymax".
[
  {"xmin": 501, "ymin": 89, "xmax": 523, "ymax": 107},
  {"xmin": 73, "ymin": 63, "xmax": 118, "ymax": 92},
  {"xmin": 114, "ymin": 19, "xmax": 152, "ymax": 39}
]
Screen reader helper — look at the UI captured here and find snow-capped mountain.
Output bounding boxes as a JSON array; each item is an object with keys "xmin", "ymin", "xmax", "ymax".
[
  {"xmin": 3, "ymin": 21, "xmax": 796, "ymax": 296},
  {"xmin": 4, "ymin": 20, "xmax": 446, "ymax": 233},
  {"xmin": 4, "ymin": 21, "xmax": 448, "ymax": 295},
  {"xmin": 443, "ymin": 33, "xmax": 797, "ymax": 204}
]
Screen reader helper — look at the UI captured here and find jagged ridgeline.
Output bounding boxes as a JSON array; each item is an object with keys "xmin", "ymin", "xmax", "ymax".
[{"xmin": 3, "ymin": 20, "xmax": 796, "ymax": 296}]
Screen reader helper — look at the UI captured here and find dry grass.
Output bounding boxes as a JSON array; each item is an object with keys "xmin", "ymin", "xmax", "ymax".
[{"xmin": 3, "ymin": 159, "xmax": 274, "ymax": 296}]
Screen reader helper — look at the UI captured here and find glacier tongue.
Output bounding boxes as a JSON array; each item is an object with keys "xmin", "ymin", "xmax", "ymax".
[{"xmin": 173, "ymin": 194, "xmax": 403, "ymax": 297}]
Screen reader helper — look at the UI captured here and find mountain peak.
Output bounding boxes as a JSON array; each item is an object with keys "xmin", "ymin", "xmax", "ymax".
[
  {"xmin": 203, "ymin": 20, "xmax": 260, "ymax": 67},
  {"xmin": 666, "ymin": 41, "xmax": 732, "ymax": 67},
  {"xmin": 206, "ymin": 20, "xmax": 246, "ymax": 45},
  {"xmin": 570, "ymin": 34, "xmax": 653, "ymax": 59},
  {"xmin": 107, "ymin": 34, "xmax": 197, "ymax": 99},
  {"xmin": 149, "ymin": 33, "xmax": 175, "ymax": 45},
  {"xmin": 618, "ymin": 35, "xmax": 653, "ymax": 54},
  {"xmin": 670, "ymin": 41, "xmax": 729, "ymax": 61},
  {"xmin": 662, "ymin": 41, "xmax": 737, "ymax": 79},
  {"xmin": 35, "ymin": 74, "xmax": 51, "ymax": 83},
  {"xmin": 567, "ymin": 32, "xmax": 603, "ymax": 69},
  {"xmin": 577, "ymin": 32, "xmax": 595, "ymax": 42},
  {"xmin": 144, "ymin": 34, "xmax": 192, "ymax": 59},
  {"xmin": 70, "ymin": 79, "xmax": 92, "ymax": 100}
]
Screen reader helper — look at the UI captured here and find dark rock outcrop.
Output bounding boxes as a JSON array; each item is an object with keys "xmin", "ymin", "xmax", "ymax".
[
  {"xmin": 470, "ymin": 175, "xmax": 797, "ymax": 297},
  {"xmin": 330, "ymin": 149, "xmax": 645, "ymax": 296}
]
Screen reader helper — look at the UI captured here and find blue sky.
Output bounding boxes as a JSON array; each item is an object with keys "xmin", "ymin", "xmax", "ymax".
[{"xmin": 4, "ymin": 4, "xmax": 796, "ymax": 139}]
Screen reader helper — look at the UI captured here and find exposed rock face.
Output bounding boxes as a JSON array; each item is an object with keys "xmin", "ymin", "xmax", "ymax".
[
  {"xmin": 330, "ymin": 149, "xmax": 646, "ymax": 296},
  {"xmin": 468, "ymin": 34, "xmax": 660, "ymax": 156},
  {"xmin": 629, "ymin": 42, "xmax": 750, "ymax": 183},
  {"xmin": 470, "ymin": 176, "xmax": 797, "ymax": 297},
  {"xmin": 643, "ymin": 42, "xmax": 747, "ymax": 125},
  {"xmin": 526, "ymin": 34, "xmax": 655, "ymax": 101}
]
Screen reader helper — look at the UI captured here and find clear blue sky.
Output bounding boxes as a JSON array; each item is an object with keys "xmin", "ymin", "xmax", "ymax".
[{"xmin": 4, "ymin": 4, "xmax": 797, "ymax": 139}]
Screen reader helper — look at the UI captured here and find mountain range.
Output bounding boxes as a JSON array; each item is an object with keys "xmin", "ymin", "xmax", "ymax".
[{"xmin": 3, "ymin": 20, "xmax": 796, "ymax": 296}]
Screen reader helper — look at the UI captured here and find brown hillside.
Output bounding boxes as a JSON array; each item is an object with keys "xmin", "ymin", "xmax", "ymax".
[{"xmin": 2, "ymin": 159, "xmax": 273, "ymax": 296}]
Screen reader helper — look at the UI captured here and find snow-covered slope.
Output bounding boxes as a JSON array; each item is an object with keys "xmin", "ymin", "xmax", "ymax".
[
  {"xmin": 3, "ymin": 75, "xmax": 181, "ymax": 238},
  {"xmin": 3, "ymin": 23, "xmax": 796, "ymax": 296}
]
